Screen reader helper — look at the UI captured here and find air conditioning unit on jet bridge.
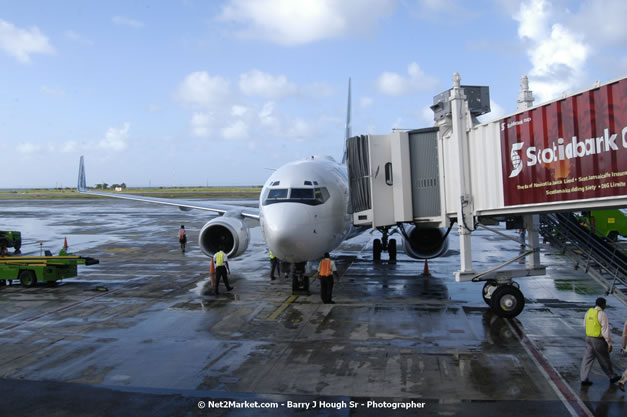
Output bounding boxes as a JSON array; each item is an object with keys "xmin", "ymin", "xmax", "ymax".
[{"xmin": 346, "ymin": 128, "xmax": 446, "ymax": 229}]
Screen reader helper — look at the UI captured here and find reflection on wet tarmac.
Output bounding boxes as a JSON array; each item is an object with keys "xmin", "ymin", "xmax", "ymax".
[{"xmin": 0, "ymin": 199, "xmax": 625, "ymax": 416}]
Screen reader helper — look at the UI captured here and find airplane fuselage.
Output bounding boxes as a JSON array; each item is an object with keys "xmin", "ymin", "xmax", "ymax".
[{"xmin": 259, "ymin": 156, "xmax": 357, "ymax": 263}]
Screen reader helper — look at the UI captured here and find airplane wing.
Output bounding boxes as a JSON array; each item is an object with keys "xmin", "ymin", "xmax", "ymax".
[{"xmin": 77, "ymin": 156, "xmax": 260, "ymax": 223}]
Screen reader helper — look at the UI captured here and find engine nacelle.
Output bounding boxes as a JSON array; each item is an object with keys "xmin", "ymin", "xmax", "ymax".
[
  {"xmin": 402, "ymin": 225, "xmax": 449, "ymax": 259},
  {"xmin": 198, "ymin": 216, "xmax": 249, "ymax": 259}
]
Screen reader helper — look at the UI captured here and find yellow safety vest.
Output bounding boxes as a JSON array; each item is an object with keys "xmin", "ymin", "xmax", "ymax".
[
  {"xmin": 215, "ymin": 251, "xmax": 225, "ymax": 267},
  {"xmin": 319, "ymin": 258, "xmax": 332, "ymax": 277},
  {"xmin": 269, "ymin": 251, "xmax": 275, "ymax": 259},
  {"xmin": 585, "ymin": 308, "xmax": 602, "ymax": 337}
]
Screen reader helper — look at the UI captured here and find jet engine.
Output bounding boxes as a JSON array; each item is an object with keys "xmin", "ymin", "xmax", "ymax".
[
  {"xmin": 402, "ymin": 225, "xmax": 449, "ymax": 259},
  {"xmin": 198, "ymin": 216, "xmax": 249, "ymax": 258}
]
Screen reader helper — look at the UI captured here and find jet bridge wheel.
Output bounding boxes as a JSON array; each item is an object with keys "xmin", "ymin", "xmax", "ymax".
[
  {"xmin": 19, "ymin": 270, "xmax": 37, "ymax": 287},
  {"xmin": 373, "ymin": 239, "xmax": 382, "ymax": 261},
  {"xmin": 490, "ymin": 284, "xmax": 525, "ymax": 318}
]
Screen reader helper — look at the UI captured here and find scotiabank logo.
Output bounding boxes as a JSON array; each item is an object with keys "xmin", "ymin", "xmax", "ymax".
[
  {"xmin": 508, "ymin": 127, "xmax": 627, "ymax": 178},
  {"xmin": 508, "ymin": 142, "xmax": 524, "ymax": 178}
]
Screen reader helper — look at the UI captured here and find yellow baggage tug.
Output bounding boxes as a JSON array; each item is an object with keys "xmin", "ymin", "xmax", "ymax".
[{"xmin": 0, "ymin": 235, "xmax": 99, "ymax": 287}]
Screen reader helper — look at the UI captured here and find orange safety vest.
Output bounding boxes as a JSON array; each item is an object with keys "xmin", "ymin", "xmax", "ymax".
[
  {"xmin": 179, "ymin": 229, "xmax": 185, "ymax": 240},
  {"xmin": 319, "ymin": 258, "xmax": 332, "ymax": 277}
]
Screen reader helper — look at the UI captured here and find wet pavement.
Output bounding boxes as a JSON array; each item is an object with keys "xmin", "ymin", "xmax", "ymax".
[{"xmin": 0, "ymin": 199, "xmax": 626, "ymax": 416}]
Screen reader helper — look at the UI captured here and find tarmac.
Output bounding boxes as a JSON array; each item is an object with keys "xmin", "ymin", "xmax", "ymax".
[{"xmin": 0, "ymin": 199, "xmax": 626, "ymax": 417}]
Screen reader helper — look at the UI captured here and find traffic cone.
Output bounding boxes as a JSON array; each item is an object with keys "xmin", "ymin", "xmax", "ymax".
[
  {"xmin": 422, "ymin": 259, "xmax": 430, "ymax": 276},
  {"xmin": 63, "ymin": 237, "xmax": 68, "ymax": 249},
  {"xmin": 210, "ymin": 258, "xmax": 216, "ymax": 289}
]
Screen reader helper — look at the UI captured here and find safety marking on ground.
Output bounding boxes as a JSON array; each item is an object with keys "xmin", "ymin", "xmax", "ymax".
[
  {"xmin": 266, "ymin": 295, "xmax": 298, "ymax": 321},
  {"xmin": 507, "ymin": 319, "xmax": 594, "ymax": 417},
  {"xmin": 0, "ymin": 286, "xmax": 125, "ymax": 332}
]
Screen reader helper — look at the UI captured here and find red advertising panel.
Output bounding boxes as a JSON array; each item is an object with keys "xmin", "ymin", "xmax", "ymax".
[{"xmin": 501, "ymin": 78, "xmax": 627, "ymax": 207}]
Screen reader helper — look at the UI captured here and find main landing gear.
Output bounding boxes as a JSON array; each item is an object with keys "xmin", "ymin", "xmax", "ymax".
[
  {"xmin": 373, "ymin": 227, "xmax": 397, "ymax": 263},
  {"xmin": 481, "ymin": 280, "xmax": 525, "ymax": 318}
]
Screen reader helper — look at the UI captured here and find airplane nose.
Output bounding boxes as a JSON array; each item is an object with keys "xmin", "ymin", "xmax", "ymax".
[{"xmin": 262, "ymin": 204, "xmax": 324, "ymax": 262}]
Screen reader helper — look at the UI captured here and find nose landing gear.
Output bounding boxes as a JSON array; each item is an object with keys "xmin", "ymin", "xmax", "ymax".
[{"xmin": 290, "ymin": 262, "xmax": 310, "ymax": 295}]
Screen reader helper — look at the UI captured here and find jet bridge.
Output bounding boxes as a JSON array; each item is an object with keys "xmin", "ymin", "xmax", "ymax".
[{"xmin": 346, "ymin": 73, "xmax": 627, "ymax": 317}]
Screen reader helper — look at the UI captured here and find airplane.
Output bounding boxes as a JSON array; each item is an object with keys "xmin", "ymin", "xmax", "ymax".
[{"xmin": 76, "ymin": 79, "xmax": 450, "ymax": 293}]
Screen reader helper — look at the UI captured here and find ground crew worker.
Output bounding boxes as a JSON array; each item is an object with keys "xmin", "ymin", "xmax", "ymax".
[
  {"xmin": 213, "ymin": 247, "xmax": 233, "ymax": 294},
  {"xmin": 179, "ymin": 225, "xmax": 187, "ymax": 253},
  {"xmin": 314, "ymin": 253, "xmax": 338, "ymax": 304},
  {"xmin": 0, "ymin": 245, "xmax": 8, "ymax": 257},
  {"xmin": 580, "ymin": 297, "xmax": 621, "ymax": 386},
  {"xmin": 269, "ymin": 250, "xmax": 280, "ymax": 280},
  {"xmin": 618, "ymin": 319, "xmax": 627, "ymax": 391}
]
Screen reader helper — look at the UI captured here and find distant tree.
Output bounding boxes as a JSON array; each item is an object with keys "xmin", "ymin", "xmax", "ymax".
[{"xmin": 95, "ymin": 183, "xmax": 108, "ymax": 190}]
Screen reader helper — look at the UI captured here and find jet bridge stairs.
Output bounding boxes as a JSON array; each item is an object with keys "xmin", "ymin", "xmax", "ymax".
[{"xmin": 540, "ymin": 212, "xmax": 627, "ymax": 306}]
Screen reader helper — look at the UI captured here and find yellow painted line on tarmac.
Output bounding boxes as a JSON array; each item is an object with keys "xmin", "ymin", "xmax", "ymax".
[
  {"xmin": 266, "ymin": 295, "xmax": 298, "ymax": 321},
  {"xmin": 104, "ymin": 248, "xmax": 139, "ymax": 253}
]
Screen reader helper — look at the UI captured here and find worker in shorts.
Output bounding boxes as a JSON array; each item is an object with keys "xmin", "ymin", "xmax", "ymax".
[{"xmin": 178, "ymin": 225, "xmax": 187, "ymax": 253}]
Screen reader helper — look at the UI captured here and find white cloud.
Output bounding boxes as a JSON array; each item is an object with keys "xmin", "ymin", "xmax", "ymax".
[
  {"xmin": 514, "ymin": 0, "xmax": 589, "ymax": 103},
  {"xmin": 0, "ymin": 19, "xmax": 55, "ymax": 63},
  {"xmin": 569, "ymin": 0, "xmax": 627, "ymax": 46},
  {"xmin": 16, "ymin": 142, "xmax": 41, "ymax": 154},
  {"xmin": 217, "ymin": 0, "xmax": 395, "ymax": 45},
  {"xmin": 286, "ymin": 118, "xmax": 313, "ymax": 138},
  {"xmin": 231, "ymin": 105, "xmax": 248, "ymax": 117},
  {"xmin": 190, "ymin": 112, "xmax": 212, "ymax": 137},
  {"xmin": 477, "ymin": 100, "xmax": 507, "ymax": 123},
  {"xmin": 112, "ymin": 16, "xmax": 144, "ymax": 29},
  {"xmin": 221, "ymin": 120, "xmax": 249, "ymax": 140},
  {"xmin": 376, "ymin": 62, "xmax": 438, "ymax": 96},
  {"xmin": 175, "ymin": 71, "xmax": 231, "ymax": 108},
  {"xmin": 420, "ymin": 105, "xmax": 434, "ymax": 124},
  {"xmin": 65, "ymin": 30, "xmax": 93, "ymax": 45},
  {"xmin": 239, "ymin": 70, "xmax": 297, "ymax": 99},
  {"xmin": 258, "ymin": 101, "xmax": 280, "ymax": 131},
  {"xmin": 99, "ymin": 123, "xmax": 130, "ymax": 151},
  {"xmin": 360, "ymin": 97, "xmax": 374, "ymax": 108}
]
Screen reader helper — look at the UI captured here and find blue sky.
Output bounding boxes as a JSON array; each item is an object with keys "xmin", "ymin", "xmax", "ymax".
[{"xmin": 1, "ymin": 0, "xmax": 625, "ymax": 188}]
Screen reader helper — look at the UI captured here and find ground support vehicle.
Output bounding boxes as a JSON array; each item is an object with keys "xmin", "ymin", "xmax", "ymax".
[{"xmin": 0, "ymin": 255, "xmax": 99, "ymax": 287}]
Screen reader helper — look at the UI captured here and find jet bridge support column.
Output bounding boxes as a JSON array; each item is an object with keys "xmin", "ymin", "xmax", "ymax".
[
  {"xmin": 450, "ymin": 73, "xmax": 476, "ymax": 281},
  {"xmin": 517, "ymin": 76, "xmax": 541, "ymax": 270}
]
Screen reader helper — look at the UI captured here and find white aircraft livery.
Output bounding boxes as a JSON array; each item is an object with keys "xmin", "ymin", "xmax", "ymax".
[{"xmin": 76, "ymin": 79, "xmax": 449, "ymax": 288}]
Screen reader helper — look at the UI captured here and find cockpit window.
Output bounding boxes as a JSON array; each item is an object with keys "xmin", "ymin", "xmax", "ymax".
[
  {"xmin": 262, "ymin": 186, "xmax": 330, "ymax": 206},
  {"xmin": 267, "ymin": 188, "xmax": 288, "ymax": 199},
  {"xmin": 291, "ymin": 188, "xmax": 314, "ymax": 199}
]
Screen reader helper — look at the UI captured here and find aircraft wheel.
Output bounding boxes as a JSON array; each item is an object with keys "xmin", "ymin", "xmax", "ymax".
[
  {"xmin": 388, "ymin": 239, "xmax": 397, "ymax": 263},
  {"xmin": 490, "ymin": 285, "xmax": 525, "ymax": 318},
  {"xmin": 482, "ymin": 280, "xmax": 497, "ymax": 306},
  {"xmin": 19, "ymin": 270, "xmax": 37, "ymax": 287},
  {"xmin": 373, "ymin": 239, "xmax": 382, "ymax": 261}
]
